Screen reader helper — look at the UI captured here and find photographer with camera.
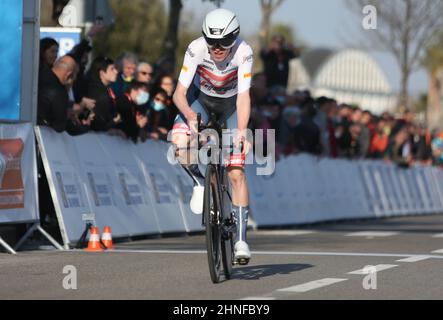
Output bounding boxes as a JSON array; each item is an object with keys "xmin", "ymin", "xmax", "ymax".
[{"xmin": 260, "ymin": 34, "xmax": 299, "ymax": 90}]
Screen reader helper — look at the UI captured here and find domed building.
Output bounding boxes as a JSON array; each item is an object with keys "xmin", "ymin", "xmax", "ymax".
[{"xmin": 288, "ymin": 48, "xmax": 397, "ymax": 114}]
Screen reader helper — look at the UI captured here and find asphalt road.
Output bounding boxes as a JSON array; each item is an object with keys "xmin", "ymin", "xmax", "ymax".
[{"xmin": 2, "ymin": 214, "xmax": 443, "ymax": 300}]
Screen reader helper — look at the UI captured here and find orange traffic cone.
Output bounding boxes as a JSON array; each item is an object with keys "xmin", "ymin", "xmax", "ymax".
[
  {"xmin": 101, "ymin": 226, "xmax": 114, "ymax": 250},
  {"xmin": 84, "ymin": 227, "xmax": 104, "ymax": 252}
]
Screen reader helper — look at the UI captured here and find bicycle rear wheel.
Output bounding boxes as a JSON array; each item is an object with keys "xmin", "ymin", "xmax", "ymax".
[{"xmin": 204, "ymin": 164, "xmax": 223, "ymax": 284}]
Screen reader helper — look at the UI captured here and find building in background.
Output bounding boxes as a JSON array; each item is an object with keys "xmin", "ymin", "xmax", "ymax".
[{"xmin": 288, "ymin": 48, "xmax": 397, "ymax": 114}]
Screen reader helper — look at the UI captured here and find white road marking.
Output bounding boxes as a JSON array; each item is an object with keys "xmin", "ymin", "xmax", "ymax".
[
  {"xmin": 432, "ymin": 234, "xmax": 443, "ymax": 238},
  {"xmin": 346, "ymin": 231, "xmax": 399, "ymax": 237},
  {"xmin": 432, "ymin": 249, "xmax": 443, "ymax": 254},
  {"xmin": 396, "ymin": 256, "xmax": 432, "ymax": 262},
  {"xmin": 240, "ymin": 297, "xmax": 276, "ymax": 300},
  {"xmin": 277, "ymin": 278, "xmax": 348, "ymax": 293},
  {"xmin": 254, "ymin": 230, "xmax": 315, "ymax": 236},
  {"xmin": 348, "ymin": 264, "xmax": 398, "ymax": 275},
  {"xmin": 69, "ymin": 249, "xmax": 443, "ymax": 260}
]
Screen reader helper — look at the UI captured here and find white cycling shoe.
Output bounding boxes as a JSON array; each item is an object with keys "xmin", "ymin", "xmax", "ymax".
[
  {"xmin": 234, "ymin": 241, "xmax": 251, "ymax": 265},
  {"xmin": 190, "ymin": 185, "xmax": 205, "ymax": 215}
]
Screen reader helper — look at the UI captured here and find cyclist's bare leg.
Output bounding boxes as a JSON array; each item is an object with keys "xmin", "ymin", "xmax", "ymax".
[
  {"xmin": 228, "ymin": 167, "xmax": 251, "ymax": 264},
  {"xmin": 228, "ymin": 168, "xmax": 249, "ymax": 207}
]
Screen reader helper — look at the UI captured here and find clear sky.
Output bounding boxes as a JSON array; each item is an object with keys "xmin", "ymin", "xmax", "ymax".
[{"xmin": 169, "ymin": 0, "xmax": 428, "ymax": 96}]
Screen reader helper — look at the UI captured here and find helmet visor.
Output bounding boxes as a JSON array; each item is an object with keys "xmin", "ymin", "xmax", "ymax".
[{"xmin": 203, "ymin": 33, "xmax": 237, "ymax": 49}]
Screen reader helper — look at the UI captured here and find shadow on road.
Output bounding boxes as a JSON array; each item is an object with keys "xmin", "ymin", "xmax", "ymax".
[{"xmin": 232, "ymin": 263, "xmax": 313, "ymax": 280}]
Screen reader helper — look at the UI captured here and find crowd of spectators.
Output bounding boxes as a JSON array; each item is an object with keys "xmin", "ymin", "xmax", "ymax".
[
  {"xmin": 37, "ymin": 25, "xmax": 179, "ymax": 145},
  {"xmin": 37, "ymin": 29, "xmax": 443, "ymax": 168}
]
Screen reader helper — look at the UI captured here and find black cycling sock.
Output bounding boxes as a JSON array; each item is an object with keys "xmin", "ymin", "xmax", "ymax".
[
  {"xmin": 233, "ymin": 206, "xmax": 249, "ymax": 243},
  {"xmin": 184, "ymin": 164, "xmax": 205, "ymax": 186}
]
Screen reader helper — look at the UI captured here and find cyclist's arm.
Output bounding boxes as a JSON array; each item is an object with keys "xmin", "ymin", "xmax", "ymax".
[
  {"xmin": 236, "ymin": 91, "xmax": 251, "ymax": 131},
  {"xmin": 173, "ymin": 83, "xmax": 196, "ymax": 122},
  {"xmin": 173, "ymin": 41, "xmax": 200, "ymax": 123},
  {"xmin": 237, "ymin": 45, "xmax": 254, "ymax": 132}
]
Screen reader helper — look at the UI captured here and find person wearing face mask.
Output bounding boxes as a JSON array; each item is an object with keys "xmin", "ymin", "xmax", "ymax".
[
  {"xmin": 116, "ymin": 81, "xmax": 150, "ymax": 143},
  {"xmin": 38, "ymin": 55, "xmax": 95, "ymax": 135},
  {"xmin": 147, "ymin": 88, "xmax": 170, "ymax": 141}
]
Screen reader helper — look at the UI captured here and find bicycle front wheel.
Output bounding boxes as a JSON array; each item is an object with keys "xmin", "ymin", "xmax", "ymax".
[{"xmin": 204, "ymin": 164, "xmax": 223, "ymax": 284}]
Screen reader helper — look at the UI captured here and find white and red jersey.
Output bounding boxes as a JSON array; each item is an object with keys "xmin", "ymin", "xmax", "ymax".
[{"xmin": 178, "ymin": 37, "xmax": 254, "ymax": 99}]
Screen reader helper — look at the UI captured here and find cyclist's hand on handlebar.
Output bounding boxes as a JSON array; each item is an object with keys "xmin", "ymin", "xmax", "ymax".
[{"xmin": 234, "ymin": 130, "xmax": 251, "ymax": 155}]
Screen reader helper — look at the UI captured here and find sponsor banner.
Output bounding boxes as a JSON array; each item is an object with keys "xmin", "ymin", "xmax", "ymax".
[{"xmin": 0, "ymin": 123, "xmax": 38, "ymax": 223}]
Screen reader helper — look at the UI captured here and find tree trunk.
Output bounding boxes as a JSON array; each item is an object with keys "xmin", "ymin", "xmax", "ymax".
[
  {"xmin": 260, "ymin": 6, "xmax": 272, "ymax": 49},
  {"xmin": 399, "ymin": 66, "xmax": 410, "ymax": 112},
  {"xmin": 427, "ymin": 69, "xmax": 443, "ymax": 130},
  {"xmin": 398, "ymin": 0, "xmax": 412, "ymax": 112},
  {"xmin": 158, "ymin": 0, "xmax": 183, "ymax": 76}
]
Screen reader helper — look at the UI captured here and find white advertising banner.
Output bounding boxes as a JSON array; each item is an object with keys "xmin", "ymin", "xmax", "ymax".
[
  {"xmin": 0, "ymin": 123, "xmax": 38, "ymax": 223},
  {"xmin": 36, "ymin": 126, "xmax": 443, "ymax": 247}
]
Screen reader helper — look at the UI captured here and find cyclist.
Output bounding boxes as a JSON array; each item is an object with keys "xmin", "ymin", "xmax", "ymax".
[{"xmin": 171, "ymin": 8, "xmax": 253, "ymax": 264}]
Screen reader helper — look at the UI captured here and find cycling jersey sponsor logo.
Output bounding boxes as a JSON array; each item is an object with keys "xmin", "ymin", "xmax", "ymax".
[
  {"xmin": 209, "ymin": 27, "xmax": 224, "ymax": 35},
  {"xmin": 186, "ymin": 48, "xmax": 195, "ymax": 58},
  {"xmin": 203, "ymin": 59, "xmax": 215, "ymax": 65},
  {"xmin": 242, "ymin": 54, "xmax": 253, "ymax": 64},
  {"xmin": 182, "ymin": 65, "xmax": 189, "ymax": 72},
  {"xmin": 244, "ymin": 73, "xmax": 252, "ymax": 79}
]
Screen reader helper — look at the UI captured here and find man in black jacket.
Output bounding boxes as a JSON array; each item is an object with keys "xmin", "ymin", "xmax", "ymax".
[
  {"xmin": 37, "ymin": 55, "xmax": 95, "ymax": 135},
  {"xmin": 260, "ymin": 34, "xmax": 299, "ymax": 89},
  {"xmin": 87, "ymin": 57, "xmax": 121, "ymax": 132}
]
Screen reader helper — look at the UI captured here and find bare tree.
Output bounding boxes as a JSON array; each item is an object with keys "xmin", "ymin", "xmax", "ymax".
[
  {"xmin": 158, "ymin": 0, "xmax": 225, "ymax": 75},
  {"xmin": 259, "ymin": 0, "xmax": 285, "ymax": 48},
  {"xmin": 346, "ymin": 0, "xmax": 443, "ymax": 110},
  {"xmin": 423, "ymin": 33, "xmax": 443, "ymax": 129}
]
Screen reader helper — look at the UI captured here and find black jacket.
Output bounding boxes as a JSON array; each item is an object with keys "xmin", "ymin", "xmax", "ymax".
[
  {"xmin": 87, "ymin": 76, "xmax": 118, "ymax": 132},
  {"xmin": 260, "ymin": 48, "xmax": 296, "ymax": 88},
  {"xmin": 37, "ymin": 67, "xmax": 89, "ymax": 136},
  {"xmin": 116, "ymin": 94, "xmax": 148, "ymax": 143}
]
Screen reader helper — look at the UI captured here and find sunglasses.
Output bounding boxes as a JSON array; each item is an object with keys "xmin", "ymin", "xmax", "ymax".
[
  {"xmin": 140, "ymin": 71, "xmax": 153, "ymax": 76},
  {"xmin": 203, "ymin": 33, "xmax": 237, "ymax": 50}
]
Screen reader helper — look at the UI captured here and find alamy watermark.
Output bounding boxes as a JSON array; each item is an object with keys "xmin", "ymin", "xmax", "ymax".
[
  {"xmin": 62, "ymin": 265, "xmax": 78, "ymax": 290},
  {"xmin": 362, "ymin": 5, "xmax": 377, "ymax": 30},
  {"xmin": 167, "ymin": 128, "xmax": 276, "ymax": 176},
  {"xmin": 362, "ymin": 265, "xmax": 378, "ymax": 290}
]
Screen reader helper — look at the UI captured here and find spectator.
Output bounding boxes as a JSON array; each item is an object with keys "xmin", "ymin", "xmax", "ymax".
[
  {"xmin": 260, "ymin": 34, "xmax": 298, "ymax": 89},
  {"xmin": 251, "ymin": 73, "xmax": 270, "ymax": 107},
  {"xmin": 370, "ymin": 118, "xmax": 390, "ymax": 159},
  {"xmin": 156, "ymin": 75, "xmax": 178, "ymax": 130},
  {"xmin": 336, "ymin": 104, "xmax": 353, "ymax": 157},
  {"xmin": 386, "ymin": 127, "xmax": 412, "ymax": 167},
  {"xmin": 314, "ymin": 97, "xmax": 331, "ymax": 156},
  {"xmin": 431, "ymin": 132, "xmax": 443, "ymax": 166},
  {"xmin": 116, "ymin": 81, "xmax": 149, "ymax": 143},
  {"xmin": 136, "ymin": 62, "xmax": 154, "ymax": 85},
  {"xmin": 39, "ymin": 38, "xmax": 59, "ymax": 70},
  {"xmin": 111, "ymin": 52, "xmax": 139, "ymax": 97},
  {"xmin": 68, "ymin": 24, "xmax": 105, "ymax": 102},
  {"xmin": 293, "ymin": 98, "xmax": 322, "ymax": 155},
  {"xmin": 147, "ymin": 88, "xmax": 170, "ymax": 141},
  {"xmin": 352, "ymin": 108, "xmax": 371, "ymax": 158},
  {"xmin": 279, "ymin": 106, "xmax": 300, "ymax": 155},
  {"xmin": 87, "ymin": 56, "xmax": 122, "ymax": 132},
  {"xmin": 38, "ymin": 55, "xmax": 95, "ymax": 135}
]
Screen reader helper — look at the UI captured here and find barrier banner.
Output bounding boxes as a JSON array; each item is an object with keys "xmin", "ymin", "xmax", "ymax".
[
  {"xmin": 36, "ymin": 126, "xmax": 443, "ymax": 246},
  {"xmin": 0, "ymin": 123, "xmax": 38, "ymax": 223},
  {"xmin": 36, "ymin": 127, "xmax": 197, "ymax": 247}
]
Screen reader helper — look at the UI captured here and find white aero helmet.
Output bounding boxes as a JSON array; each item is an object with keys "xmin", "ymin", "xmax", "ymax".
[{"xmin": 202, "ymin": 8, "xmax": 240, "ymax": 49}]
